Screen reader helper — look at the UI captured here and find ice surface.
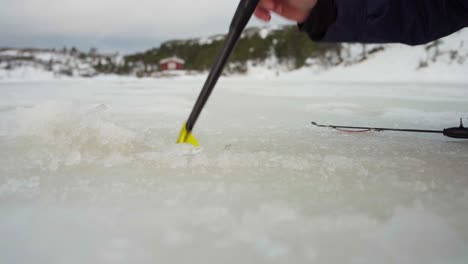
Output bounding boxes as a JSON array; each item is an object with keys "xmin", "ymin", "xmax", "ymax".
[{"xmin": 0, "ymin": 79, "xmax": 468, "ymax": 264}]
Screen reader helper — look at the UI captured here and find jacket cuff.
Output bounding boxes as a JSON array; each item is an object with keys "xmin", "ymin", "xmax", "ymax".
[
  {"xmin": 323, "ymin": 0, "xmax": 366, "ymax": 42},
  {"xmin": 298, "ymin": 0, "xmax": 337, "ymax": 41}
]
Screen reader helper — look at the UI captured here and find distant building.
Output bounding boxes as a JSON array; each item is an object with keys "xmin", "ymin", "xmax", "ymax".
[{"xmin": 159, "ymin": 57, "xmax": 185, "ymax": 71}]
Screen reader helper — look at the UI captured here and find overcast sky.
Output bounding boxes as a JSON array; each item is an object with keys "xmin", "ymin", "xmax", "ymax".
[{"xmin": 0, "ymin": 0, "xmax": 290, "ymax": 53}]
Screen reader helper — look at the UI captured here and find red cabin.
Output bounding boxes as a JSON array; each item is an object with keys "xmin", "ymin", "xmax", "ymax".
[{"xmin": 159, "ymin": 57, "xmax": 185, "ymax": 71}]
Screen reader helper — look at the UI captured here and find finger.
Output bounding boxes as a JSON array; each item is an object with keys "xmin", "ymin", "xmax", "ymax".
[
  {"xmin": 260, "ymin": 0, "xmax": 283, "ymax": 14},
  {"xmin": 258, "ymin": 0, "xmax": 275, "ymax": 10},
  {"xmin": 274, "ymin": 2, "xmax": 309, "ymax": 22},
  {"xmin": 273, "ymin": 1, "xmax": 283, "ymax": 14},
  {"xmin": 254, "ymin": 7, "xmax": 271, "ymax": 21}
]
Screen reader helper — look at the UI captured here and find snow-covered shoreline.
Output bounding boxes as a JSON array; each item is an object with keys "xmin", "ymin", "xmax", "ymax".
[
  {"xmin": 2, "ymin": 29, "xmax": 467, "ymax": 84},
  {"xmin": 2, "ymin": 63, "xmax": 467, "ymax": 84}
]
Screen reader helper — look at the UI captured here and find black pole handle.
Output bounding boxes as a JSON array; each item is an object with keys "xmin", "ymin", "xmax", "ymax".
[{"xmin": 230, "ymin": 0, "xmax": 261, "ymax": 32}]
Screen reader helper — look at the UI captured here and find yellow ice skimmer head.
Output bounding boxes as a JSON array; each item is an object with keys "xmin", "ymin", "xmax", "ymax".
[{"xmin": 176, "ymin": 122, "xmax": 199, "ymax": 147}]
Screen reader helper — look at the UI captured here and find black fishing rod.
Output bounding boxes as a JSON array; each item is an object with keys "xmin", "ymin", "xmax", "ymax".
[
  {"xmin": 311, "ymin": 118, "xmax": 468, "ymax": 139},
  {"xmin": 177, "ymin": 0, "xmax": 260, "ymax": 146}
]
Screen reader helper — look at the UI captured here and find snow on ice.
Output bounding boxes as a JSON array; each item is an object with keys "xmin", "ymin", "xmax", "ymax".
[
  {"xmin": 0, "ymin": 30, "xmax": 468, "ymax": 264},
  {"xmin": 1, "ymin": 77, "xmax": 468, "ymax": 264}
]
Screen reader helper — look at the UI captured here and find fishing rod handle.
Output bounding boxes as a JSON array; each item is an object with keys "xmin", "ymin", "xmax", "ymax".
[{"xmin": 443, "ymin": 127, "xmax": 468, "ymax": 139}]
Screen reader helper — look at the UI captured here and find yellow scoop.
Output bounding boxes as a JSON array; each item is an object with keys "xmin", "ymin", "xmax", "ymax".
[{"xmin": 176, "ymin": 122, "xmax": 199, "ymax": 147}]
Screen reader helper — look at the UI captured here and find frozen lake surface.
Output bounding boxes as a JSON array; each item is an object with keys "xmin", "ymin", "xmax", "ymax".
[{"xmin": 1, "ymin": 79, "xmax": 468, "ymax": 263}]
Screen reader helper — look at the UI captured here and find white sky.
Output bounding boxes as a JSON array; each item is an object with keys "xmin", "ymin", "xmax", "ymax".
[{"xmin": 0, "ymin": 0, "xmax": 291, "ymax": 53}]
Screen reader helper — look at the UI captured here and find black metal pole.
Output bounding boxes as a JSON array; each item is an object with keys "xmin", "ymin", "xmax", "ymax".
[
  {"xmin": 186, "ymin": 31, "xmax": 240, "ymax": 131},
  {"xmin": 186, "ymin": 0, "xmax": 260, "ymax": 131}
]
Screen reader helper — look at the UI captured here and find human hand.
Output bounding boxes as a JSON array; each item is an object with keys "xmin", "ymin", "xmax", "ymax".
[{"xmin": 254, "ymin": 0, "xmax": 318, "ymax": 23}]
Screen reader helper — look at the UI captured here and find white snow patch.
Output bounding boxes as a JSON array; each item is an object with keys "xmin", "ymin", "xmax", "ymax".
[{"xmin": 259, "ymin": 28, "xmax": 270, "ymax": 39}]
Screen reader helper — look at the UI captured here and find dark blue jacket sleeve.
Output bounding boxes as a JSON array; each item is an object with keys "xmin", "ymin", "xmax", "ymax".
[{"xmin": 300, "ymin": 0, "xmax": 468, "ymax": 45}]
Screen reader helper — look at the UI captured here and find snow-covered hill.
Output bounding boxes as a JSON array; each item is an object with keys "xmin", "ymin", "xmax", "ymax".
[
  {"xmin": 1, "ymin": 28, "xmax": 467, "ymax": 82},
  {"xmin": 0, "ymin": 48, "xmax": 123, "ymax": 81},
  {"xmin": 240, "ymin": 28, "xmax": 467, "ymax": 82}
]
